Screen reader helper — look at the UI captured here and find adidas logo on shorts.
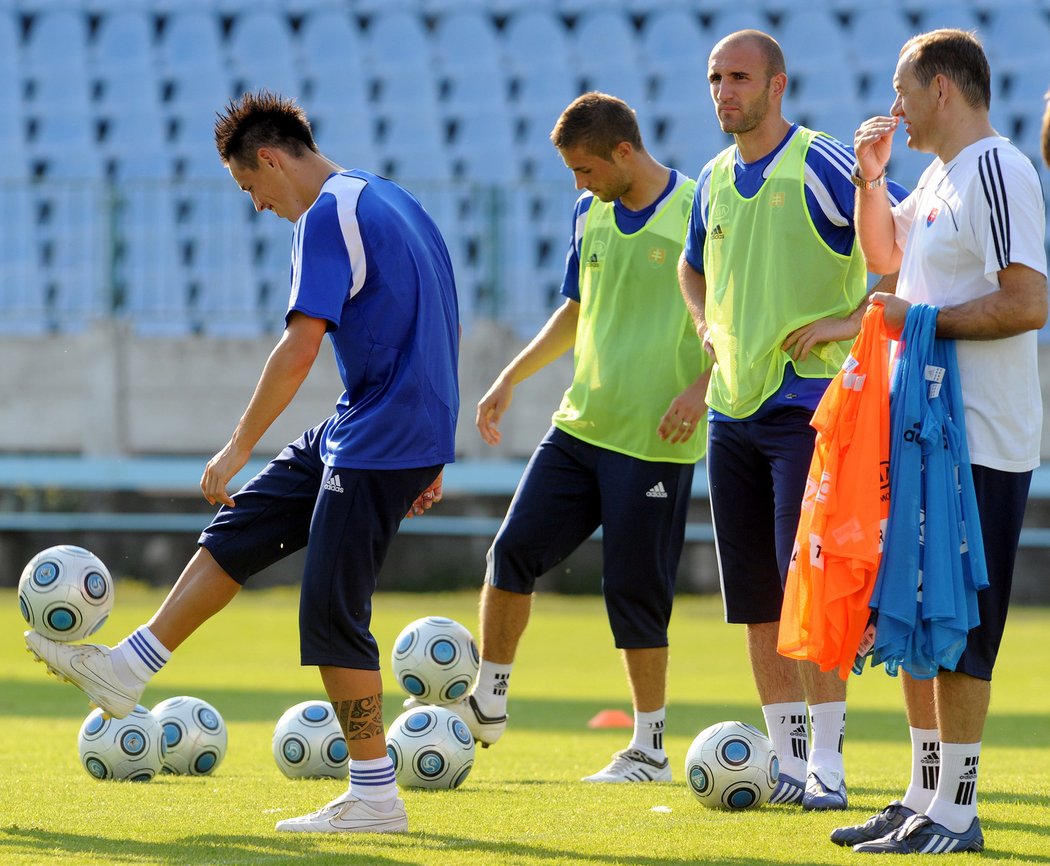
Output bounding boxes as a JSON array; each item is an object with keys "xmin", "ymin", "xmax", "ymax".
[
  {"xmin": 323, "ymin": 474, "xmax": 344, "ymax": 493},
  {"xmin": 646, "ymin": 482, "xmax": 668, "ymax": 499}
]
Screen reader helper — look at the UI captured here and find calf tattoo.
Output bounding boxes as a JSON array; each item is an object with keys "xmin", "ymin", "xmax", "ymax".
[{"xmin": 332, "ymin": 694, "xmax": 384, "ymax": 741}]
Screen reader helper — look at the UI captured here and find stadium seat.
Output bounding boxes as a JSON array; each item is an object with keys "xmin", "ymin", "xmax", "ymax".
[
  {"xmin": 364, "ymin": 10, "xmax": 433, "ymax": 79},
  {"xmin": 504, "ymin": 9, "xmax": 572, "ymax": 74},
  {"xmin": 119, "ymin": 186, "xmax": 194, "ymax": 336},
  {"xmin": 0, "ymin": 185, "xmax": 46, "ymax": 334},
  {"xmin": 433, "ymin": 9, "xmax": 503, "ymax": 77},
  {"xmin": 298, "ymin": 8, "xmax": 366, "ymax": 77},
  {"xmin": 774, "ymin": 8, "xmax": 851, "ymax": 79},
  {"xmin": 227, "ymin": 10, "xmax": 302, "ymax": 98},
  {"xmin": 982, "ymin": 6, "xmax": 1050, "ymax": 75}
]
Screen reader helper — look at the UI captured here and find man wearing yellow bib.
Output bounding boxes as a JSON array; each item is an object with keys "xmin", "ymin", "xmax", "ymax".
[
  {"xmin": 461, "ymin": 93, "xmax": 711, "ymax": 782},
  {"xmin": 678, "ymin": 31, "xmax": 906, "ymax": 809}
]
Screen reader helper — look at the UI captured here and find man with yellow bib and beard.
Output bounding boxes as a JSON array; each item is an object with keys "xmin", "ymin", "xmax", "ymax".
[
  {"xmin": 678, "ymin": 30, "xmax": 906, "ymax": 809},
  {"xmin": 456, "ymin": 92, "xmax": 710, "ymax": 783}
]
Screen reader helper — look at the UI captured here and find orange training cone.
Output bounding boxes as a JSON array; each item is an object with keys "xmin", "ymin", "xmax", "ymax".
[{"xmin": 587, "ymin": 709, "xmax": 634, "ymax": 729}]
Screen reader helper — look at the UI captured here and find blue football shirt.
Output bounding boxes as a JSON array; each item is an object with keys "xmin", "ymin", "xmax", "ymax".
[{"xmin": 289, "ymin": 170, "xmax": 460, "ymax": 469}]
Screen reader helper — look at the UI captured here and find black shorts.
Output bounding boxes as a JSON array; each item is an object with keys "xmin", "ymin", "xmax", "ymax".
[
  {"xmin": 953, "ymin": 465, "xmax": 1031, "ymax": 681},
  {"xmin": 707, "ymin": 408, "xmax": 817, "ymax": 624},
  {"xmin": 486, "ymin": 426, "xmax": 694, "ymax": 648},
  {"xmin": 200, "ymin": 420, "xmax": 441, "ymax": 669}
]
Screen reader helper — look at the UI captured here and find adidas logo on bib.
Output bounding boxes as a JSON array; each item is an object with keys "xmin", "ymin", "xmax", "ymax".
[
  {"xmin": 646, "ymin": 482, "xmax": 668, "ymax": 499},
  {"xmin": 323, "ymin": 474, "xmax": 344, "ymax": 493}
]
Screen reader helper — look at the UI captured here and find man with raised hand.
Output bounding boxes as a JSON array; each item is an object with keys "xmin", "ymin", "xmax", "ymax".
[{"xmin": 836, "ymin": 29, "xmax": 1047, "ymax": 854}]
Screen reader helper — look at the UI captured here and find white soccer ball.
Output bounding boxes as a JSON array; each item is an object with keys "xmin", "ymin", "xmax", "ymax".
[
  {"xmin": 386, "ymin": 705, "xmax": 475, "ymax": 790},
  {"xmin": 272, "ymin": 700, "xmax": 349, "ymax": 779},
  {"xmin": 152, "ymin": 696, "xmax": 228, "ymax": 776},
  {"xmin": 391, "ymin": 616, "xmax": 479, "ymax": 705},
  {"xmin": 684, "ymin": 720, "xmax": 779, "ymax": 810},
  {"xmin": 78, "ymin": 704, "xmax": 165, "ymax": 782},
  {"xmin": 18, "ymin": 545, "xmax": 114, "ymax": 642}
]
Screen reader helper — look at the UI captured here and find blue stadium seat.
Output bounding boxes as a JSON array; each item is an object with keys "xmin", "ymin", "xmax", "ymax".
[
  {"xmin": 504, "ymin": 9, "xmax": 571, "ymax": 73},
  {"xmin": 434, "ymin": 9, "xmax": 502, "ymax": 77},
  {"xmin": 775, "ymin": 9, "xmax": 851, "ymax": 78},
  {"xmin": 365, "ymin": 9, "xmax": 433, "ymax": 78},
  {"xmin": 0, "ymin": 184, "xmax": 46, "ymax": 334},
  {"xmin": 298, "ymin": 8, "xmax": 365, "ymax": 76},
  {"xmin": 119, "ymin": 186, "xmax": 194, "ymax": 336},
  {"xmin": 227, "ymin": 10, "xmax": 302, "ymax": 98},
  {"xmin": 983, "ymin": 5, "xmax": 1050, "ymax": 75}
]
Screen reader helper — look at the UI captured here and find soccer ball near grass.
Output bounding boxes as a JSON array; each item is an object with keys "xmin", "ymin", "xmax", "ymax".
[
  {"xmin": 386, "ymin": 705, "xmax": 475, "ymax": 790},
  {"xmin": 272, "ymin": 700, "xmax": 349, "ymax": 779},
  {"xmin": 78, "ymin": 705, "xmax": 165, "ymax": 782},
  {"xmin": 685, "ymin": 720, "xmax": 779, "ymax": 810},
  {"xmin": 391, "ymin": 616, "xmax": 479, "ymax": 704},
  {"xmin": 18, "ymin": 545, "xmax": 113, "ymax": 642},
  {"xmin": 152, "ymin": 696, "xmax": 227, "ymax": 776}
]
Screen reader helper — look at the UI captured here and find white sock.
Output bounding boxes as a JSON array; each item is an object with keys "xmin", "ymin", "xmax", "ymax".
[
  {"xmin": 472, "ymin": 659, "xmax": 512, "ymax": 718},
  {"xmin": 629, "ymin": 708, "xmax": 666, "ymax": 759},
  {"xmin": 110, "ymin": 626, "xmax": 171, "ymax": 689},
  {"xmin": 762, "ymin": 701, "xmax": 808, "ymax": 781},
  {"xmin": 901, "ymin": 727, "xmax": 940, "ymax": 814},
  {"xmin": 349, "ymin": 756, "xmax": 398, "ymax": 803},
  {"xmin": 924, "ymin": 742, "xmax": 981, "ymax": 833},
  {"xmin": 808, "ymin": 701, "xmax": 846, "ymax": 782}
]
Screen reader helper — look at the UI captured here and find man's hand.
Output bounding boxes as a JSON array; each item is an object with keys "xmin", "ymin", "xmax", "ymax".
[
  {"xmin": 657, "ymin": 376, "xmax": 708, "ymax": 444},
  {"xmin": 406, "ymin": 470, "xmax": 443, "ymax": 518},
  {"xmin": 201, "ymin": 440, "xmax": 251, "ymax": 508},
  {"xmin": 782, "ymin": 313, "xmax": 862, "ymax": 361},
  {"xmin": 476, "ymin": 377, "xmax": 514, "ymax": 446},
  {"xmin": 868, "ymin": 292, "xmax": 908, "ymax": 337},
  {"xmin": 854, "ymin": 115, "xmax": 899, "ymax": 180}
]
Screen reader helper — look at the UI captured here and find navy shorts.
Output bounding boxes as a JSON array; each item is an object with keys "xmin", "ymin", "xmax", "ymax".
[
  {"xmin": 200, "ymin": 420, "xmax": 441, "ymax": 670},
  {"xmin": 486, "ymin": 426, "xmax": 694, "ymax": 648},
  {"xmin": 707, "ymin": 408, "xmax": 817, "ymax": 624},
  {"xmin": 952, "ymin": 465, "xmax": 1031, "ymax": 681}
]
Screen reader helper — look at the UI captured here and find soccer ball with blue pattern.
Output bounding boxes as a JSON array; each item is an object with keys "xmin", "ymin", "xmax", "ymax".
[
  {"xmin": 272, "ymin": 700, "xmax": 349, "ymax": 779},
  {"xmin": 685, "ymin": 720, "xmax": 779, "ymax": 810},
  {"xmin": 391, "ymin": 616, "xmax": 479, "ymax": 705},
  {"xmin": 152, "ymin": 696, "xmax": 227, "ymax": 776},
  {"xmin": 18, "ymin": 545, "xmax": 114, "ymax": 642},
  {"xmin": 77, "ymin": 704, "xmax": 165, "ymax": 782},
  {"xmin": 386, "ymin": 705, "xmax": 475, "ymax": 790}
]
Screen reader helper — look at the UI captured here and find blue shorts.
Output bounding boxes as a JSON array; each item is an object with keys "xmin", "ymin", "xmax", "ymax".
[
  {"xmin": 953, "ymin": 465, "xmax": 1031, "ymax": 681},
  {"xmin": 486, "ymin": 426, "xmax": 694, "ymax": 648},
  {"xmin": 707, "ymin": 408, "xmax": 817, "ymax": 624},
  {"xmin": 199, "ymin": 420, "xmax": 441, "ymax": 670}
]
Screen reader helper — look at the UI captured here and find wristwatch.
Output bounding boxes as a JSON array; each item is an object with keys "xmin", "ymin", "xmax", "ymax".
[{"xmin": 851, "ymin": 164, "xmax": 887, "ymax": 190}]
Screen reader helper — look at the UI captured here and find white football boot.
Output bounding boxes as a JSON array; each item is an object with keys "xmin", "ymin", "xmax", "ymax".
[
  {"xmin": 582, "ymin": 747, "xmax": 672, "ymax": 783},
  {"xmin": 403, "ymin": 694, "xmax": 507, "ymax": 748},
  {"xmin": 24, "ymin": 631, "xmax": 141, "ymax": 719},
  {"xmin": 275, "ymin": 792, "xmax": 408, "ymax": 834}
]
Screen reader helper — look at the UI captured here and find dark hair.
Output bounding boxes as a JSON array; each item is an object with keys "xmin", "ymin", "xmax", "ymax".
[
  {"xmin": 214, "ymin": 90, "xmax": 319, "ymax": 167},
  {"xmin": 718, "ymin": 29, "xmax": 786, "ymax": 82},
  {"xmin": 550, "ymin": 91, "xmax": 643, "ymax": 158},
  {"xmin": 900, "ymin": 29, "xmax": 991, "ymax": 110}
]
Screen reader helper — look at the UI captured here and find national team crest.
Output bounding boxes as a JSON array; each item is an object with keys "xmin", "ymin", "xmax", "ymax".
[
  {"xmin": 926, "ymin": 207, "xmax": 939, "ymax": 227},
  {"xmin": 770, "ymin": 192, "xmax": 785, "ymax": 208},
  {"xmin": 648, "ymin": 247, "xmax": 666, "ymax": 266}
]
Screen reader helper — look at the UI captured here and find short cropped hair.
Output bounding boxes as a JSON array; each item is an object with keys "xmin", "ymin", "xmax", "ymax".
[
  {"xmin": 550, "ymin": 92, "xmax": 643, "ymax": 159},
  {"xmin": 717, "ymin": 29, "xmax": 786, "ymax": 82},
  {"xmin": 900, "ymin": 29, "xmax": 991, "ymax": 110},
  {"xmin": 214, "ymin": 90, "xmax": 319, "ymax": 168}
]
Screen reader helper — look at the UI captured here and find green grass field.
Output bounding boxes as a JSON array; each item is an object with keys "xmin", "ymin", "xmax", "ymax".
[{"xmin": 1, "ymin": 585, "xmax": 1048, "ymax": 865}]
